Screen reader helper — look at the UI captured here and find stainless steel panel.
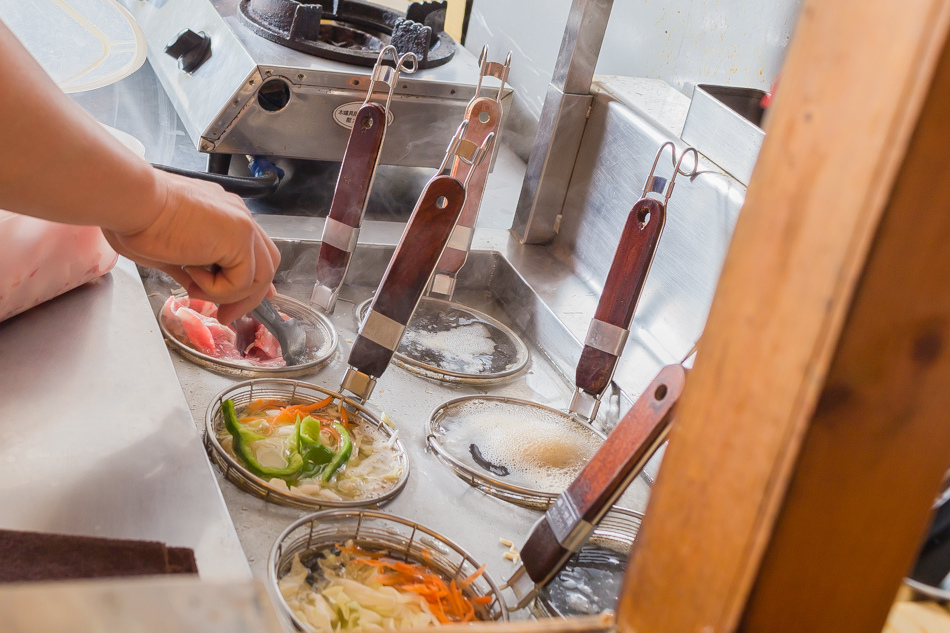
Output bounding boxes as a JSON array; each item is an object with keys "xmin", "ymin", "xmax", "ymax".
[
  {"xmin": 511, "ymin": 0, "xmax": 614, "ymax": 243},
  {"xmin": 120, "ymin": 0, "xmax": 512, "ymax": 166},
  {"xmin": 215, "ymin": 77, "xmax": 491, "ymax": 165},
  {"xmin": 0, "ymin": 578, "xmax": 284, "ymax": 633},
  {"xmin": 555, "ymin": 84, "xmax": 747, "ymax": 402},
  {"xmin": 681, "ymin": 84, "xmax": 766, "ymax": 186},
  {"xmin": 510, "ymin": 86, "xmax": 592, "ymax": 243},
  {"xmin": 0, "ymin": 258, "xmax": 250, "ymax": 581},
  {"xmin": 120, "ymin": 0, "xmax": 259, "ymax": 148},
  {"xmin": 142, "ymin": 238, "xmax": 652, "ymax": 586}
]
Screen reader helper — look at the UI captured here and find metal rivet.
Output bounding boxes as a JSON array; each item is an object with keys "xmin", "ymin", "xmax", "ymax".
[{"xmin": 435, "ymin": 196, "xmax": 448, "ymax": 209}]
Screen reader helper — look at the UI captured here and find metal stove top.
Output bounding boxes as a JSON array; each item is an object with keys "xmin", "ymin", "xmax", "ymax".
[{"xmin": 122, "ymin": 0, "xmax": 509, "ymax": 166}]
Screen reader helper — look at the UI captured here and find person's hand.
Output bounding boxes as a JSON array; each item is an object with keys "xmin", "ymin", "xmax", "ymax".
[{"xmin": 102, "ymin": 169, "xmax": 280, "ymax": 324}]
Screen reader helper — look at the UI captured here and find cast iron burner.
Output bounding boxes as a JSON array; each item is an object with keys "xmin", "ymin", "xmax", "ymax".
[{"xmin": 238, "ymin": 0, "xmax": 456, "ymax": 68}]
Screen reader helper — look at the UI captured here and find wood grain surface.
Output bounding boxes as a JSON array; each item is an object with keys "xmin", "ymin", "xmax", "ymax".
[
  {"xmin": 348, "ymin": 176, "xmax": 465, "ymax": 377},
  {"xmin": 575, "ymin": 198, "xmax": 664, "ymax": 396},
  {"xmin": 315, "ymin": 102, "xmax": 386, "ymax": 290},
  {"xmin": 616, "ymin": 1, "xmax": 950, "ymax": 632}
]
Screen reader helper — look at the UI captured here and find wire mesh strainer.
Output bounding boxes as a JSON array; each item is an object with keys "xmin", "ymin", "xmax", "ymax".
[
  {"xmin": 355, "ymin": 296, "xmax": 529, "ymax": 384},
  {"xmin": 533, "ymin": 507, "xmax": 642, "ymax": 619},
  {"xmin": 161, "ymin": 292, "xmax": 337, "ymax": 378},
  {"xmin": 269, "ymin": 510, "xmax": 508, "ymax": 631},
  {"xmin": 205, "ymin": 379, "xmax": 409, "ymax": 510}
]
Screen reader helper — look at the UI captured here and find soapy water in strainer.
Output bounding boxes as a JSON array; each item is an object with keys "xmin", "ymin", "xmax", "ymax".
[{"xmin": 355, "ymin": 297, "xmax": 528, "ymax": 383}]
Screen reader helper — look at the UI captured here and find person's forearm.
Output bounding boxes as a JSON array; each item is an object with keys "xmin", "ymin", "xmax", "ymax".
[{"xmin": 0, "ymin": 20, "xmax": 163, "ymax": 235}]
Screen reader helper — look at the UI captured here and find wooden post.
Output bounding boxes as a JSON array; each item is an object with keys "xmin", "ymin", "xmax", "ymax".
[{"xmin": 616, "ymin": 1, "xmax": 950, "ymax": 632}]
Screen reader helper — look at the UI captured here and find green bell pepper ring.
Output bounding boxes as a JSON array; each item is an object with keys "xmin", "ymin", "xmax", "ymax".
[
  {"xmin": 322, "ymin": 422, "xmax": 352, "ymax": 482},
  {"xmin": 222, "ymin": 399, "xmax": 303, "ymax": 479},
  {"xmin": 297, "ymin": 415, "xmax": 335, "ymax": 479}
]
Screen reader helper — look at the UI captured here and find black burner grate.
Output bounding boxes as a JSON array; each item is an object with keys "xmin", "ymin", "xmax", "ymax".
[{"xmin": 238, "ymin": 0, "xmax": 456, "ymax": 68}]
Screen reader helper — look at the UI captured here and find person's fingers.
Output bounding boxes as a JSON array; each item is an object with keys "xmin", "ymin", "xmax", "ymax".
[
  {"xmin": 215, "ymin": 282, "xmax": 272, "ymax": 324},
  {"xmin": 154, "ymin": 264, "xmax": 200, "ymax": 290}
]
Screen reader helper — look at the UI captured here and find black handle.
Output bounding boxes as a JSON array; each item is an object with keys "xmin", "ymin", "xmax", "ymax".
[{"xmin": 152, "ymin": 164, "xmax": 280, "ymax": 199}]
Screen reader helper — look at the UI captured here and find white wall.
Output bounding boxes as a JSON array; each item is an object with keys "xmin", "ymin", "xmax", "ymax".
[{"xmin": 467, "ymin": 0, "xmax": 803, "ymax": 157}]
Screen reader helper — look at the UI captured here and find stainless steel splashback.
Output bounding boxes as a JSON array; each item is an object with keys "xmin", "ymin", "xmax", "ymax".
[
  {"xmin": 120, "ymin": 0, "xmax": 511, "ymax": 167},
  {"xmin": 552, "ymin": 77, "xmax": 747, "ymax": 398}
]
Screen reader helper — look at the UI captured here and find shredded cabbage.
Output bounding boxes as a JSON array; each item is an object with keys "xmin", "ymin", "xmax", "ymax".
[{"xmin": 279, "ymin": 547, "xmax": 441, "ymax": 631}]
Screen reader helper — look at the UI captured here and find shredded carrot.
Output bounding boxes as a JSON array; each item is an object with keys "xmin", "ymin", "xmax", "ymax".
[
  {"xmin": 460, "ymin": 563, "xmax": 486, "ymax": 587},
  {"xmin": 296, "ymin": 397, "xmax": 334, "ymax": 413},
  {"xmin": 245, "ymin": 398, "xmax": 287, "ymax": 415},
  {"xmin": 339, "ymin": 543, "xmax": 489, "ymax": 623}
]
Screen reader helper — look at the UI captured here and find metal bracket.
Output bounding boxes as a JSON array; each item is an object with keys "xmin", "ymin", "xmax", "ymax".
[
  {"xmin": 360, "ymin": 310, "xmax": 406, "ymax": 352},
  {"xmin": 341, "ymin": 367, "xmax": 377, "ymax": 402},
  {"xmin": 569, "ymin": 387, "xmax": 602, "ymax": 421},
  {"xmin": 322, "ymin": 218, "xmax": 360, "ymax": 253}
]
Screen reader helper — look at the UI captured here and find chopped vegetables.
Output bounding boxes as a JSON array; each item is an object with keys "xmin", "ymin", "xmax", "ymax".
[
  {"xmin": 498, "ymin": 538, "xmax": 520, "ymax": 563},
  {"xmin": 218, "ymin": 396, "xmax": 403, "ymax": 502},
  {"xmin": 279, "ymin": 541, "xmax": 493, "ymax": 631}
]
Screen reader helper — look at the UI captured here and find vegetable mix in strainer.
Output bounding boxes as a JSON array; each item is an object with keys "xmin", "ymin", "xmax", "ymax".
[
  {"xmin": 279, "ymin": 540, "xmax": 492, "ymax": 630},
  {"xmin": 218, "ymin": 397, "xmax": 403, "ymax": 503}
]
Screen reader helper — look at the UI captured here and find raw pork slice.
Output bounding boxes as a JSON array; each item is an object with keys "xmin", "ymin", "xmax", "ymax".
[{"xmin": 160, "ymin": 295, "xmax": 290, "ymax": 366}]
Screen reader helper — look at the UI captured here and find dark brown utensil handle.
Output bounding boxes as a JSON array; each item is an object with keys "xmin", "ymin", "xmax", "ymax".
[
  {"xmin": 435, "ymin": 97, "xmax": 502, "ymax": 277},
  {"xmin": 315, "ymin": 102, "xmax": 387, "ymax": 290},
  {"xmin": 575, "ymin": 197, "xmax": 666, "ymax": 397},
  {"xmin": 347, "ymin": 175, "xmax": 466, "ymax": 377},
  {"xmin": 522, "ymin": 363, "xmax": 686, "ymax": 584}
]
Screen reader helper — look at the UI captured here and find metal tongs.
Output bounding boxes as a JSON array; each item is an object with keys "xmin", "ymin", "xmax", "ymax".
[
  {"xmin": 340, "ymin": 121, "xmax": 495, "ymax": 401},
  {"xmin": 310, "ymin": 46, "xmax": 418, "ymax": 313}
]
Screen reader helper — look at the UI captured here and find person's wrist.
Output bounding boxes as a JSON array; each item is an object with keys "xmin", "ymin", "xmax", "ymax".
[{"xmin": 109, "ymin": 164, "xmax": 170, "ymax": 237}]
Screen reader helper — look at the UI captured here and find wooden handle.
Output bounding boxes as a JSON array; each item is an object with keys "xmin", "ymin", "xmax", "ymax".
[
  {"xmin": 347, "ymin": 175, "xmax": 466, "ymax": 378},
  {"xmin": 521, "ymin": 363, "xmax": 686, "ymax": 584},
  {"xmin": 315, "ymin": 102, "xmax": 387, "ymax": 291},
  {"xmin": 434, "ymin": 97, "xmax": 502, "ymax": 277},
  {"xmin": 575, "ymin": 198, "xmax": 666, "ymax": 396}
]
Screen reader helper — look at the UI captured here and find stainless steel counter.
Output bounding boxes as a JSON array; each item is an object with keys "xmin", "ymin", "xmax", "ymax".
[{"xmin": 0, "ymin": 257, "xmax": 249, "ymax": 580}]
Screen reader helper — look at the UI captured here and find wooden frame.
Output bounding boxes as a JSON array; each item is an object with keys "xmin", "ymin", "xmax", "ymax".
[{"xmin": 618, "ymin": 0, "xmax": 950, "ymax": 631}]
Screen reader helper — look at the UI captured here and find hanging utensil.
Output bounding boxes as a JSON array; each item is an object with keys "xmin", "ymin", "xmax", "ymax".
[
  {"xmin": 425, "ymin": 143, "xmax": 699, "ymax": 508},
  {"xmin": 429, "ymin": 46, "xmax": 512, "ymax": 300},
  {"xmin": 341, "ymin": 122, "xmax": 495, "ymax": 402},
  {"xmin": 353, "ymin": 48, "xmax": 528, "ymax": 385},
  {"xmin": 311, "ymin": 46, "xmax": 418, "ymax": 313}
]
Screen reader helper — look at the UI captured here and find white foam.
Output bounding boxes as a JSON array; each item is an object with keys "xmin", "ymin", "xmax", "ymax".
[
  {"xmin": 402, "ymin": 323, "xmax": 496, "ymax": 374},
  {"xmin": 439, "ymin": 399, "xmax": 602, "ymax": 493}
]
